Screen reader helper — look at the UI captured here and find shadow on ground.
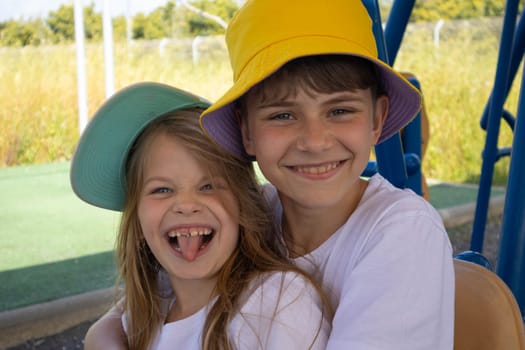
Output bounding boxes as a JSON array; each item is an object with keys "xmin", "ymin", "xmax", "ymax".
[{"xmin": 1, "ymin": 252, "xmax": 116, "ymax": 312}]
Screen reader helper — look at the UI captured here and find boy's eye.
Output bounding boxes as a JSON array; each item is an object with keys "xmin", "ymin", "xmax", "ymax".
[
  {"xmin": 271, "ymin": 113, "xmax": 294, "ymax": 121},
  {"xmin": 330, "ymin": 108, "xmax": 351, "ymax": 116}
]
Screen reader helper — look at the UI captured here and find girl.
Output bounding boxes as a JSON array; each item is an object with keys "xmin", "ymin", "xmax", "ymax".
[{"xmin": 70, "ymin": 82, "xmax": 330, "ymax": 349}]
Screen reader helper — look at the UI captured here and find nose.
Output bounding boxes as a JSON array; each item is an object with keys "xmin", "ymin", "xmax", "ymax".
[
  {"xmin": 171, "ymin": 192, "xmax": 202, "ymax": 215},
  {"xmin": 296, "ymin": 118, "xmax": 332, "ymax": 152}
]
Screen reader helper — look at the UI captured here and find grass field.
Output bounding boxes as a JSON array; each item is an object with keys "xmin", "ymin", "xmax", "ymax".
[
  {"xmin": 0, "ymin": 162, "xmax": 120, "ymax": 311},
  {"xmin": 0, "ymin": 162, "xmax": 506, "ymax": 312}
]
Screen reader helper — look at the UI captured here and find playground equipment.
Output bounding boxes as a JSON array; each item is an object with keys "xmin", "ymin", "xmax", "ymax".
[
  {"xmin": 363, "ymin": 0, "xmax": 525, "ymax": 330},
  {"xmin": 469, "ymin": 0, "xmax": 525, "ymax": 319}
]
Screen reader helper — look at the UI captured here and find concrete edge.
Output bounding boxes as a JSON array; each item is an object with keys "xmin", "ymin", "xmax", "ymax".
[
  {"xmin": 0, "ymin": 287, "xmax": 115, "ymax": 349},
  {"xmin": 439, "ymin": 194, "xmax": 505, "ymax": 229}
]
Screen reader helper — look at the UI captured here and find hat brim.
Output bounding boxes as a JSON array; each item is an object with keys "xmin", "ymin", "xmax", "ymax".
[
  {"xmin": 70, "ymin": 82, "xmax": 211, "ymax": 211},
  {"xmin": 201, "ymin": 36, "xmax": 421, "ymax": 161}
]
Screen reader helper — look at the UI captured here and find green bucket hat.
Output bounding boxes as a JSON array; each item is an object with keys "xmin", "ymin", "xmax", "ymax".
[{"xmin": 70, "ymin": 82, "xmax": 211, "ymax": 211}]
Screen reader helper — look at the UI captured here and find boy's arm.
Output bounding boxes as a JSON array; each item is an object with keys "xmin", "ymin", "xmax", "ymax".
[{"xmin": 84, "ymin": 304, "xmax": 128, "ymax": 350}]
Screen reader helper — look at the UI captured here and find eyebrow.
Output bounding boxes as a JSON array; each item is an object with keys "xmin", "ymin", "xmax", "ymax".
[{"xmin": 255, "ymin": 91, "xmax": 364, "ymax": 109}]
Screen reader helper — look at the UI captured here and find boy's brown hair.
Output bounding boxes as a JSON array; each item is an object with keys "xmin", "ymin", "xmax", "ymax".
[{"xmin": 237, "ymin": 55, "xmax": 387, "ymax": 114}]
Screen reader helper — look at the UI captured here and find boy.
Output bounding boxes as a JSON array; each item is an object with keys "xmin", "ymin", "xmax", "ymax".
[
  {"xmin": 200, "ymin": 0, "xmax": 454, "ymax": 348},
  {"xmin": 86, "ymin": 0, "xmax": 454, "ymax": 348}
]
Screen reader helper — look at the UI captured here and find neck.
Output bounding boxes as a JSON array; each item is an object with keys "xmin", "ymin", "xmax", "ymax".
[
  {"xmin": 281, "ymin": 179, "xmax": 368, "ymax": 257},
  {"xmin": 166, "ymin": 276, "xmax": 217, "ymax": 323}
]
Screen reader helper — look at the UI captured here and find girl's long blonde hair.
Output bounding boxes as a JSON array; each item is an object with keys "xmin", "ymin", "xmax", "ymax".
[{"xmin": 116, "ymin": 108, "xmax": 330, "ymax": 349}]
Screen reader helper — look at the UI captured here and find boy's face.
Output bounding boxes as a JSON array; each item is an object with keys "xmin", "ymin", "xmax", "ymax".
[{"xmin": 241, "ymin": 86, "xmax": 387, "ymax": 210}]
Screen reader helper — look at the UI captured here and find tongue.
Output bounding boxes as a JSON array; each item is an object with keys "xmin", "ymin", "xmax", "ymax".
[{"xmin": 177, "ymin": 235, "xmax": 203, "ymax": 262}]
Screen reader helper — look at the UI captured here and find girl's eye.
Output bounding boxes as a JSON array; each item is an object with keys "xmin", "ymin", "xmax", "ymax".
[
  {"xmin": 151, "ymin": 187, "xmax": 171, "ymax": 194},
  {"xmin": 200, "ymin": 183, "xmax": 214, "ymax": 191}
]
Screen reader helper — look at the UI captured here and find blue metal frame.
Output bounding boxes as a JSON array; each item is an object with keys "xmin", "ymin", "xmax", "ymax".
[
  {"xmin": 497, "ymin": 66, "xmax": 525, "ymax": 315},
  {"xmin": 470, "ymin": 0, "xmax": 524, "ymax": 253},
  {"xmin": 464, "ymin": 0, "xmax": 525, "ymax": 315},
  {"xmin": 364, "ymin": 0, "xmax": 525, "ymax": 315},
  {"xmin": 362, "ymin": 0, "xmax": 420, "ymax": 192}
]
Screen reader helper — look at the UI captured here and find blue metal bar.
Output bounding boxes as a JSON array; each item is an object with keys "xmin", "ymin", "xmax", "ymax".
[
  {"xmin": 363, "ymin": 0, "xmax": 409, "ymax": 189},
  {"xmin": 480, "ymin": 10, "xmax": 525, "ymax": 130},
  {"xmin": 496, "ymin": 38, "xmax": 525, "ymax": 316},
  {"xmin": 383, "ymin": 0, "xmax": 416, "ymax": 64},
  {"xmin": 470, "ymin": 0, "xmax": 518, "ymax": 253}
]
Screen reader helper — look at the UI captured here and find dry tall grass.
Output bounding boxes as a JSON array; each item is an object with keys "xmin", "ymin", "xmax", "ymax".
[
  {"xmin": 0, "ymin": 20, "xmax": 522, "ymax": 185},
  {"xmin": 0, "ymin": 37, "xmax": 232, "ymax": 167}
]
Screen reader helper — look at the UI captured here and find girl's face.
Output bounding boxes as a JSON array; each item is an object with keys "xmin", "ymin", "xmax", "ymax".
[{"xmin": 138, "ymin": 133, "xmax": 240, "ymax": 286}]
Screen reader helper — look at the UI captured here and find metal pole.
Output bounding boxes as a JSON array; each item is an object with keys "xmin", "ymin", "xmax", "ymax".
[
  {"xmin": 470, "ymin": 0, "xmax": 518, "ymax": 253},
  {"xmin": 74, "ymin": 0, "xmax": 88, "ymax": 133},
  {"xmin": 103, "ymin": 0, "xmax": 115, "ymax": 99}
]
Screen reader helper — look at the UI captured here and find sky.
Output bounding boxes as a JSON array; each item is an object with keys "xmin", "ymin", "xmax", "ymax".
[{"xmin": 1, "ymin": 0, "xmax": 170, "ymax": 22}]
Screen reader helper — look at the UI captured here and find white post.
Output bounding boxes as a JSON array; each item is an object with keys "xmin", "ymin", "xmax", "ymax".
[
  {"xmin": 103, "ymin": 0, "xmax": 115, "ymax": 98},
  {"xmin": 74, "ymin": 0, "xmax": 88, "ymax": 133},
  {"xmin": 192, "ymin": 36, "xmax": 203, "ymax": 66},
  {"xmin": 434, "ymin": 19, "xmax": 444, "ymax": 47}
]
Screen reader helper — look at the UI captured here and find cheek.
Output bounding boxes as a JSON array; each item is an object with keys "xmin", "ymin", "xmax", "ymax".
[
  {"xmin": 137, "ymin": 200, "xmax": 158, "ymax": 233},
  {"xmin": 223, "ymin": 195, "xmax": 240, "ymax": 223}
]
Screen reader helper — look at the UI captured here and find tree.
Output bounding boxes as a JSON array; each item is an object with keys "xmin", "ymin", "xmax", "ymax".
[
  {"xmin": 411, "ymin": 0, "xmax": 523, "ymax": 22},
  {"xmin": 0, "ymin": 20, "xmax": 46, "ymax": 46},
  {"xmin": 46, "ymin": 3, "xmax": 102, "ymax": 43},
  {"xmin": 183, "ymin": 0, "xmax": 238, "ymax": 35},
  {"xmin": 0, "ymin": 0, "xmax": 241, "ymax": 46},
  {"xmin": 46, "ymin": 4, "xmax": 75, "ymax": 43}
]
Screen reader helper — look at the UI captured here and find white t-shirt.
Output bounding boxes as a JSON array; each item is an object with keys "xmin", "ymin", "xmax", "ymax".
[
  {"xmin": 265, "ymin": 174, "xmax": 455, "ymax": 350},
  {"xmin": 123, "ymin": 271, "xmax": 330, "ymax": 349}
]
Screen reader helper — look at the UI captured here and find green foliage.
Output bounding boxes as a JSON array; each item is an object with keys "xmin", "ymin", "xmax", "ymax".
[
  {"xmin": 83, "ymin": 5, "xmax": 103, "ymax": 41},
  {"xmin": 45, "ymin": 3, "xmax": 102, "ymax": 43},
  {"xmin": 412, "ymin": 0, "xmax": 524, "ymax": 22},
  {"xmin": 0, "ymin": 19, "xmax": 49, "ymax": 46},
  {"xmin": 112, "ymin": 16, "xmax": 128, "ymax": 41},
  {"xmin": 46, "ymin": 5, "xmax": 75, "ymax": 43},
  {"xmin": 0, "ymin": 0, "xmax": 237, "ymax": 47},
  {"xmin": 185, "ymin": 0, "xmax": 238, "ymax": 35},
  {"xmin": 133, "ymin": 12, "xmax": 168, "ymax": 39}
]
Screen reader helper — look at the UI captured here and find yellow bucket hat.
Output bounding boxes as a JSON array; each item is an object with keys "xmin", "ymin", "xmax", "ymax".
[{"xmin": 201, "ymin": 0, "xmax": 422, "ymax": 160}]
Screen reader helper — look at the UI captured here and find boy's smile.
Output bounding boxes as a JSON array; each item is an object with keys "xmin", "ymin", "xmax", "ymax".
[
  {"xmin": 137, "ymin": 133, "xmax": 239, "ymax": 286},
  {"xmin": 291, "ymin": 160, "xmax": 345, "ymax": 178}
]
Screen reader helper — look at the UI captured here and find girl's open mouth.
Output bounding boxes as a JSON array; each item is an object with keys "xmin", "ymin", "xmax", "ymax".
[{"xmin": 167, "ymin": 228, "xmax": 215, "ymax": 261}]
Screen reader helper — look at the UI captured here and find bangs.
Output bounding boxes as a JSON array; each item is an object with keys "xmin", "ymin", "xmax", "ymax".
[{"xmin": 246, "ymin": 54, "xmax": 384, "ymax": 105}]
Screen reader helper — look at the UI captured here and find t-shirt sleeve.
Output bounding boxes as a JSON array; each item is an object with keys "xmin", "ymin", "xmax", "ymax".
[
  {"xmin": 327, "ymin": 209, "xmax": 454, "ymax": 350},
  {"xmin": 230, "ymin": 272, "xmax": 331, "ymax": 349}
]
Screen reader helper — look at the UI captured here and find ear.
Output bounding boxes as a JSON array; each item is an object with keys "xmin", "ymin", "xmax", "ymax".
[
  {"xmin": 372, "ymin": 95, "xmax": 389, "ymax": 144},
  {"xmin": 237, "ymin": 109, "xmax": 256, "ymax": 156}
]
